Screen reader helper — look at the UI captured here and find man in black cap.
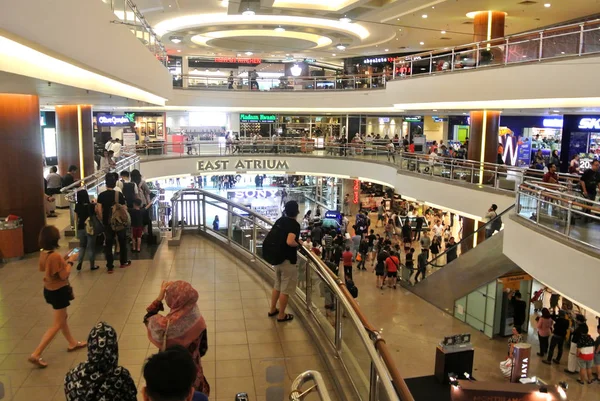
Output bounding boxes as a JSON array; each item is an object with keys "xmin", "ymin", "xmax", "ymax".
[{"xmin": 268, "ymin": 200, "xmax": 302, "ymax": 322}]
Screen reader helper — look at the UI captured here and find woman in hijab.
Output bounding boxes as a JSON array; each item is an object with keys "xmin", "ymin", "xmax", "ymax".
[
  {"xmin": 144, "ymin": 280, "xmax": 210, "ymax": 396},
  {"xmin": 64, "ymin": 322, "xmax": 137, "ymax": 401}
]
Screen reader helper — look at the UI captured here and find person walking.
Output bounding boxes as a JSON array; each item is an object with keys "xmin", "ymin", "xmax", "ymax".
[
  {"xmin": 566, "ymin": 314, "xmax": 589, "ymax": 374},
  {"xmin": 384, "ymin": 251, "xmax": 399, "ymax": 289},
  {"xmin": 413, "ymin": 213, "xmax": 424, "ymax": 240},
  {"xmin": 445, "ymin": 236, "xmax": 458, "ymax": 264},
  {"xmin": 74, "ymin": 189, "xmax": 99, "ymax": 271},
  {"xmin": 357, "ymin": 238, "xmax": 369, "ymax": 271},
  {"xmin": 267, "ymin": 201, "xmax": 302, "ymax": 323},
  {"xmin": 342, "ymin": 246, "xmax": 354, "ymax": 281},
  {"xmin": 543, "ymin": 310, "xmax": 569, "ymax": 365},
  {"xmin": 536, "ymin": 308, "xmax": 554, "ymax": 358},
  {"xmin": 419, "ymin": 232, "xmax": 431, "ymax": 260},
  {"xmin": 576, "ymin": 325, "xmax": 595, "ymax": 385},
  {"xmin": 414, "ymin": 248, "xmax": 428, "ymax": 283},
  {"xmin": 28, "ymin": 226, "xmax": 87, "ymax": 368},
  {"xmin": 97, "ymin": 174, "xmax": 130, "ymax": 273}
]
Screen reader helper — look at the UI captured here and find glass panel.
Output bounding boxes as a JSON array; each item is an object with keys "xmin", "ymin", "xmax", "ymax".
[
  {"xmin": 454, "ymin": 296, "xmax": 467, "ymax": 322},
  {"xmin": 582, "ymin": 25, "xmax": 600, "ymax": 54},
  {"xmin": 305, "ymin": 260, "xmax": 337, "ymax": 346},
  {"xmin": 340, "ymin": 304, "xmax": 370, "ymax": 401},
  {"xmin": 517, "ymin": 193, "xmax": 537, "ymax": 220},
  {"xmin": 205, "ymin": 202, "xmax": 228, "ymax": 237},
  {"xmin": 255, "ymin": 223, "xmax": 273, "ymax": 262},
  {"xmin": 465, "ymin": 313, "xmax": 484, "ymax": 332},
  {"xmin": 466, "ymin": 289, "xmax": 486, "ymax": 328},
  {"xmin": 542, "ymin": 30, "xmax": 580, "ymax": 58},
  {"xmin": 230, "ymin": 213, "xmax": 254, "ymax": 252},
  {"xmin": 507, "ymin": 37, "xmax": 540, "ymax": 63},
  {"xmin": 485, "ymin": 294, "xmax": 496, "ymax": 327}
]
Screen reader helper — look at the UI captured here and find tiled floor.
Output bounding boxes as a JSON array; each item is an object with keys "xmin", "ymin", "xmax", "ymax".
[{"xmin": 0, "ymin": 232, "xmax": 334, "ymax": 401}]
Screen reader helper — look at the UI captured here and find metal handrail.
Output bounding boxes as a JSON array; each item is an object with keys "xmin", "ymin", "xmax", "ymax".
[
  {"xmin": 169, "ymin": 188, "xmax": 414, "ymax": 401},
  {"xmin": 290, "ymin": 370, "xmax": 332, "ymax": 401}
]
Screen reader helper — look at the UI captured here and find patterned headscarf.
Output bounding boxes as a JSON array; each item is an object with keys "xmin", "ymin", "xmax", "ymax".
[
  {"xmin": 64, "ymin": 322, "xmax": 137, "ymax": 401},
  {"xmin": 146, "ymin": 280, "xmax": 207, "ymax": 349}
]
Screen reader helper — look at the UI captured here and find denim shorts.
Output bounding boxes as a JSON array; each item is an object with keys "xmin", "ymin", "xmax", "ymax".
[
  {"xmin": 578, "ymin": 359, "xmax": 593, "ymax": 370},
  {"xmin": 594, "ymin": 353, "xmax": 600, "ymax": 366}
]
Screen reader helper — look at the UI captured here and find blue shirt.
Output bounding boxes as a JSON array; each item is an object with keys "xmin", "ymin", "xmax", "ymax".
[{"xmin": 193, "ymin": 392, "xmax": 209, "ymax": 401}]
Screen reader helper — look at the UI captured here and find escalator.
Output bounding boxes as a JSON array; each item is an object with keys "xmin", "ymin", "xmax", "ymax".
[{"xmin": 411, "ymin": 231, "xmax": 523, "ymax": 314}]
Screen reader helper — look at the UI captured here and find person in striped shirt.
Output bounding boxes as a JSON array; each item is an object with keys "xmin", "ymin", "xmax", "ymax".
[{"xmin": 576, "ymin": 325, "xmax": 595, "ymax": 385}]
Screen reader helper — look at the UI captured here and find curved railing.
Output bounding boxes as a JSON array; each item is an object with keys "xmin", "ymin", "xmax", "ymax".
[
  {"xmin": 516, "ymin": 181, "xmax": 600, "ymax": 253},
  {"xmin": 138, "ymin": 140, "xmax": 580, "ymax": 193},
  {"xmin": 169, "ymin": 188, "xmax": 414, "ymax": 401}
]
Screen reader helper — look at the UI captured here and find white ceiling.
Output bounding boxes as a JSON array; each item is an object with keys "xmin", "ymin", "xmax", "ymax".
[{"xmin": 122, "ymin": 0, "xmax": 600, "ymax": 61}]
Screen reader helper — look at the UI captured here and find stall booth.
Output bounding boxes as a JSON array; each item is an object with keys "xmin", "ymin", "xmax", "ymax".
[{"xmin": 560, "ymin": 114, "xmax": 600, "ymax": 172}]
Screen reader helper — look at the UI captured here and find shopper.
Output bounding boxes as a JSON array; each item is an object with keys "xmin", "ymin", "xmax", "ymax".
[
  {"xmin": 118, "ymin": 170, "xmax": 139, "ymax": 208},
  {"xmin": 594, "ymin": 324, "xmax": 600, "ymax": 380},
  {"xmin": 62, "ymin": 165, "xmax": 78, "ymax": 187},
  {"xmin": 143, "ymin": 346, "xmax": 209, "ymax": 401},
  {"xmin": 576, "ymin": 325, "xmax": 595, "ymax": 385},
  {"xmin": 566, "ymin": 314, "xmax": 589, "ymax": 374},
  {"xmin": 430, "ymin": 236, "xmax": 441, "ymax": 262},
  {"xmin": 510, "ymin": 291, "xmax": 527, "ymax": 333},
  {"xmin": 386, "ymin": 140, "xmax": 395, "ymax": 162},
  {"xmin": 227, "ymin": 71, "xmax": 234, "ymax": 89},
  {"xmin": 445, "ymin": 237, "xmax": 458, "ymax": 264},
  {"xmin": 384, "ymin": 218, "xmax": 394, "ymax": 241},
  {"xmin": 266, "ymin": 200, "xmax": 302, "ymax": 323},
  {"xmin": 568, "ymin": 154, "xmax": 581, "ymax": 174},
  {"xmin": 357, "ymin": 238, "xmax": 369, "ymax": 271},
  {"xmin": 549, "ymin": 149, "xmax": 561, "ymax": 170},
  {"xmin": 351, "ymin": 231, "xmax": 361, "ymax": 260},
  {"xmin": 508, "ymin": 326, "xmax": 524, "ymax": 357},
  {"xmin": 111, "ymin": 138, "xmax": 122, "ymax": 159},
  {"xmin": 385, "ymin": 251, "xmax": 399, "ymax": 289},
  {"xmin": 414, "ymin": 248, "xmax": 428, "ymax": 283},
  {"xmin": 543, "ymin": 310, "xmax": 569, "ymax": 365},
  {"xmin": 401, "ymin": 219, "xmax": 412, "ymax": 245},
  {"xmin": 74, "ymin": 189, "xmax": 99, "ymax": 271},
  {"xmin": 536, "ymin": 308, "xmax": 554, "ymax": 357},
  {"xmin": 145, "ymin": 281, "xmax": 210, "ymax": 395},
  {"xmin": 46, "ymin": 166, "xmax": 63, "ymax": 195},
  {"xmin": 322, "ymin": 230, "xmax": 334, "ymax": 260},
  {"xmin": 212, "ymin": 215, "xmax": 219, "ymax": 231},
  {"xmin": 580, "ymin": 159, "xmax": 600, "ymax": 202},
  {"xmin": 64, "ymin": 322, "xmax": 137, "ymax": 401},
  {"xmin": 543, "ymin": 163, "xmax": 559, "ymax": 184},
  {"xmin": 131, "ymin": 199, "xmax": 144, "ymax": 253},
  {"xmin": 97, "ymin": 173, "xmax": 130, "ymax": 273},
  {"xmin": 342, "ymin": 246, "xmax": 354, "ymax": 280},
  {"xmin": 131, "ymin": 169, "xmax": 152, "ymax": 206},
  {"xmin": 28, "ymin": 226, "xmax": 87, "ymax": 368},
  {"xmin": 413, "ymin": 213, "xmax": 424, "ymax": 240},
  {"xmin": 419, "ymin": 232, "xmax": 431, "ymax": 259}
]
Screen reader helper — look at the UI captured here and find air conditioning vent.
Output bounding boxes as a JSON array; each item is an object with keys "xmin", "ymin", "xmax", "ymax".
[
  {"xmin": 462, "ymin": 21, "xmax": 474, "ymax": 25},
  {"xmin": 440, "ymin": 37, "xmax": 451, "ymax": 40},
  {"xmin": 518, "ymin": 0, "xmax": 537, "ymax": 4}
]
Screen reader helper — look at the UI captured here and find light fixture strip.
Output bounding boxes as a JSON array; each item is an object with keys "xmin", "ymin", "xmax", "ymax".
[
  {"xmin": 479, "ymin": 110, "xmax": 487, "ymax": 186},
  {"xmin": 486, "ymin": 10, "xmax": 492, "ymax": 50},
  {"xmin": 77, "ymin": 105, "xmax": 85, "ymax": 180}
]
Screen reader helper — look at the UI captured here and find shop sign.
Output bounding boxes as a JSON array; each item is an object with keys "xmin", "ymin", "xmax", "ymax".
[
  {"xmin": 303, "ymin": 58, "xmax": 316, "ymax": 63},
  {"xmin": 362, "ymin": 57, "xmax": 395, "ymax": 64},
  {"xmin": 578, "ymin": 117, "xmax": 600, "ymax": 130},
  {"xmin": 197, "ymin": 158, "xmax": 289, "ymax": 172},
  {"xmin": 404, "ymin": 116, "xmax": 422, "ymax": 122},
  {"xmin": 542, "ymin": 118, "xmax": 563, "ymax": 128},
  {"xmin": 324, "ymin": 210, "xmax": 341, "ymax": 220},
  {"xmin": 240, "ymin": 113, "xmax": 277, "ymax": 123},
  {"xmin": 378, "ymin": 117, "xmax": 390, "ymax": 124},
  {"xmin": 97, "ymin": 115, "xmax": 132, "ymax": 126},
  {"xmin": 232, "ymin": 189, "xmax": 277, "ymax": 199},
  {"xmin": 214, "ymin": 57, "xmax": 262, "ymax": 64},
  {"xmin": 353, "ymin": 179, "xmax": 360, "ymax": 204}
]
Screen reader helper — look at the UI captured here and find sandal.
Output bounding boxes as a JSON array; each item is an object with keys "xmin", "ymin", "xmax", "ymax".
[
  {"xmin": 267, "ymin": 309, "xmax": 279, "ymax": 317},
  {"xmin": 28, "ymin": 356, "xmax": 48, "ymax": 369},
  {"xmin": 277, "ymin": 314, "xmax": 294, "ymax": 322},
  {"xmin": 67, "ymin": 341, "xmax": 87, "ymax": 352},
  {"xmin": 576, "ymin": 379, "xmax": 585, "ymax": 385}
]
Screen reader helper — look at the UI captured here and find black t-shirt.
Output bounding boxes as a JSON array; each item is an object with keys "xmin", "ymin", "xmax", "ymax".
[
  {"xmin": 63, "ymin": 174, "xmax": 75, "ymax": 187},
  {"xmin": 130, "ymin": 208, "xmax": 144, "ymax": 228},
  {"xmin": 97, "ymin": 190, "xmax": 126, "ymax": 227},
  {"xmin": 74, "ymin": 203, "xmax": 93, "ymax": 230},
  {"xmin": 367, "ymin": 233, "xmax": 376, "ymax": 246},
  {"xmin": 276, "ymin": 217, "xmax": 301, "ymax": 264},
  {"xmin": 581, "ymin": 168, "xmax": 600, "ymax": 195}
]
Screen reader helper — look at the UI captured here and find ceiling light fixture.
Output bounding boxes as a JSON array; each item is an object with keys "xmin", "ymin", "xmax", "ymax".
[
  {"xmin": 245, "ymin": 51, "xmax": 253, "ymax": 55},
  {"xmin": 419, "ymin": 41, "xmax": 425, "ymax": 45},
  {"xmin": 274, "ymin": 26, "xmax": 285, "ymax": 32},
  {"xmin": 170, "ymin": 37, "xmax": 182, "ymax": 44},
  {"xmin": 339, "ymin": 16, "xmax": 352, "ymax": 23},
  {"xmin": 441, "ymin": 30, "xmax": 446, "ymax": 34},
  {"xmin": 336, "ymin": 44, "xmax": 346, "ymax": 50},
  {"xmin": 332, "ymin": 53, "xmax": 336, "ymax": 56},
  {"xmin": 544, "ymin": 3, "xmax": 551, "ymax": 7},
  {"xmin": 220, "ymin": 0, "xmax": 228, "ymax": 7},
  {"xmin": 177, "ymin": 49, "xmax": 181, "ymax": 52},
  {"xmin": 242, "ymin": 9, "xmax": 255, "ymax": 16},
  {"xmin": 422, "ymin": 14, "xmax": 428, "ymax": 18},
  {"xmin": 384, "ymin": 49, "xmax": 389, "ymax": 52}
]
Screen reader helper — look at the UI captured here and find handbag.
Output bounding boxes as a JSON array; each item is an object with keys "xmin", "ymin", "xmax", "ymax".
[
  {"xmin": 499, "ymin": 358, "xmax": 512, "ymax": 378},
  {"xmin": 84, "ymin": 204, "xmax": 104, "ymax": 236}
]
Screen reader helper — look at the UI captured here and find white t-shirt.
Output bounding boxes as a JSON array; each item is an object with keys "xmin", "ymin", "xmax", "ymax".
[
  {"xmin": 111, "ymin": 142, "xmax": 122, "ymax": 158},
  {"xmin": 105, "ymin": 141, "xmax": 113, "ymax": 151},
  {"xmin": 432, "ymin": 224, "xmax": 444, "ymax": 237}
]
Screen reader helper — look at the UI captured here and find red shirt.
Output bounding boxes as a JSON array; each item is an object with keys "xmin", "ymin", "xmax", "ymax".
[
  {"xmin": 542, "ymin": 172, "xmax": 558, "ymax": 183},
  {"xmin": 342, "ymin": 251, "xmax": 353, "ymax": 266},
  {"xmin": 385, "ymin": 256, "xmax": 399, "ymax": 272}
]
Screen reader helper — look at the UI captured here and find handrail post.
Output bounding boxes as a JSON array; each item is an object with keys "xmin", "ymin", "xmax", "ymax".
[
  {"xmin": 566, "ymin": 200, "xmax": 573, "ymax": 237},
  {"xmin": 334, "ymin": 296, "xmax": 343, "ymax": 352},
  {"xmin": 429, "ymin": 52, "xmax": 433, "ymax": 74},
  {"xmin": 535, "ymin": 190, "xmax": 542, "ymax": 224},
  {"xmin": 369, "ymin": 363, "xmax": 379, "ymax": 401},
  {"xmin": 305, "ymin": 259, "xmax": 312, "ymax": 311},
  {"xmin": 251, "ymin": 215, "xmax": 257, "ymax": 255},
  {"xmin": 538, "ymin": 32, "xmax": 544, "ymax": 61},
  {"xmin": 201, "ymin": 193, "xmax": 206, "ymax": 230},
  {"xmin": 476, "ymin": 43, "xmax": 480, "ymax": 67},
  {"xmin": 504, "ymin": 37, "xmax": 510, "ymax": 65},
  {"xmin": 451, "ymin": 48, "xmax": 455, "ymax": 71},
  {"xmin": 578, "ymin": 24, "xmax": 585, "ymax": 56},
  {"xmin": 227, "ymin": 204, "xmax": 233, "ymax": 243},
  {"xmin": 409, "ymin": 59, "xmax": 413, "ymax": 76}
]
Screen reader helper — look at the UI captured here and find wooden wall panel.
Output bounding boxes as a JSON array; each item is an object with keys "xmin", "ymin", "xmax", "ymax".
[{"xmin": 56, "ymin": 105, "xmax": 94, "ymax": 180}]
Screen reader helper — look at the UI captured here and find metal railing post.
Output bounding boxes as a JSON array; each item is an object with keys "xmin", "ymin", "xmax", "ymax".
[
  {"xmin": 369, "ymin": 363, "xmax": 379, "ymax": 401},
  {"xmin": 451, "ymin": 48, "xmax": 455, "ymax": 71},
  {"xmin": 504, "ymin": 38, "xmax": 510, "ymax": 64},
  {"xmin": 410, "ymin": 59, "xmax": 413, "ymax": 76},
  {"xmin": 566, "ymin": 200, "xmax": 573, "ymax": 237},
  {"xmin": 334, "ymin": 296, "xmax": 343, "ymax": 352},
  {"xmin": 535, "ymin": 190, "xmax": 542, "ymax": 224},
  {"xmin": 429, "ymin": 53, "xmax": 433, "ymax": 74},
  {"xmin": 578, "ymin": 24, "xmax": 585, "ymax": 55},
  {"xmin": 476, "ymin": 43, "xmax": 480, "ymax": 67},
  {"xmin": 305, "ymin": 261, "xmax": 312, "ymax": 312},
  {"xmin": 251, "ymin": 215, "xmax": 257, "ymax": 255}
]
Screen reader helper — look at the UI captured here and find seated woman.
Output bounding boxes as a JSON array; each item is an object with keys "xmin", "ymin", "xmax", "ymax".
[
  {"xmin": 64, "ymin": 322, "xmax": 137, "ymax": 401},
  {"xmin": 144, "ymin": 281, "xmax": 210, "ymax": 396}
]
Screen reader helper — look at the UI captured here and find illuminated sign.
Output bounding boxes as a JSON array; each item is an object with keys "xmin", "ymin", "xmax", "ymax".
[
  {"xmin": 214, "ymin": 57, "xmax": 262, "ymax": 64},
  {"xmin": 353, "ymin": 179, "xmax": 360, "ymax": 204},
  {"xmin": 290, "ymin": 64, "xmax": 302, "ymax": 77},
  {"xmin": 542, "ymin": 118, "xmax": 563, "ymax": 128},
  {"xmin": 97, "ymin": 115, "xmax": 131, "ymax": 126},
  {"xmin": 197, "ymin": 159, "xmax": 289, "ymax": 172},
  {"xmin": 378, "ymin": 117, "xmax": 390, "ymax": 124},
  {"xmin": 362, "ymin": 57, "xmax": 395, "ymax": 64},
  {"xmin": 578, "ymin": 117, "xmax": 600, "ymax": 130},
  {"xmin": 404, "ymin": 116, "xmax": 422, "ymax": 122},
  {"xmin": 303, "ymin": 58, "xmax": 316, "ymax": 63},
  {"xmin": 232, "ymin": 190, "xmax": 276, "ymax": 199},
  {"xmin": 324, "ymin": 210, "xmax": 341, "ymax": 220},
  {"xmin": 240, "ymin": 114, "xmax": 277, "ymax": 123}
]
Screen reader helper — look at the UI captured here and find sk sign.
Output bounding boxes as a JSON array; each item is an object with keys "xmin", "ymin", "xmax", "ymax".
[{"xmin": 578, "ymin": 118, "xmax": 600, "ymax": 130}]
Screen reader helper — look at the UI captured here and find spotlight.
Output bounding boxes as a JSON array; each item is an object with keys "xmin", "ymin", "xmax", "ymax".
[
  {"xmin": 336, "ymin": 44, "xmax": 346, "ymax": 50},
  {"xmin": 339, "ymin": 16, "xmax": 352, "ymax": 23},
  {"xmin": 448, "ymin": 373, "xmax": 459, "ymax": 387},
  {"xmin": 242, "ymin": 9, "xmax": 255, "ymax": 16}
]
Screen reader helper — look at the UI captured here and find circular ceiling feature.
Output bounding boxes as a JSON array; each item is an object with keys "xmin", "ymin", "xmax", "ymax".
[{"xmin": 191, "ymin": 30, "xmax": 333, "ymax": 50}]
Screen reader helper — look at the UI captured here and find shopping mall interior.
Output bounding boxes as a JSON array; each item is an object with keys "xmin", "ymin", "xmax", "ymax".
[{"xmin": 1, "ymin": 1, "xmax": 600, "ymax": 400}]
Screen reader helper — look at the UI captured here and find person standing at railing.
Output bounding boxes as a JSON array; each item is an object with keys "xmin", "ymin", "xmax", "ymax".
[
  {"xmin": 249, "ymin": 69, "xmax": 259, "ymax": 90},
  {"xmin": 568, "ymin": 154, "xmax": 581, "ymax": 174},
  {"xmin": 445, "ymin": 237, "xmax": 458, "ymax": 264},
  {"xmin": 580, "ymin": 159, "xmax": 600, "ymax": 204},
  {"xmin": 386, "ymin": 140, "xmax": 395, "ymax": 162},
  {"xmin": 227, "ymin": 71, "xmax": 234, "ymax": 90},
  {"xmin": 543, "ymin": 163, "xmax": 559, "ymax": 184}
]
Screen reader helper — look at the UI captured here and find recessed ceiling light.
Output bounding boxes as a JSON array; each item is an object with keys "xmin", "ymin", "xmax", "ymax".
[
  {"xmin": 422, "ymin": 14, "xmax": 428, "ymax": 18},
  {"xmin": 332, "ymin": 53, "xmax": 337, "ymax": 56},
  {"xmin": 270, "ymin": 54, "xmax": 275, "ymax": 57},
  {"xmin": 220, "ymin": 0, "xmax": 228, "ymax": 7},
  {"xmin": 552, "ymin": 110, "xmax": 560, "ymax": 112},
  {"xmin": 433, "ymin": 109, "xmax": 438, "ymax": 111},
  {"xmin": 384, "ymin": 49, "xmax": 389, "ymax": 52},
  {"xmin": 286, "ymin": 53, "xmax": 290, "ymax": 56},
  {"xmin": 177, "ymin": 49, "xmax": 181, "ymax": 52},
  {"xmin": 245, "ymin": 51, "xmax": 253, "ymax": 56},
  {"xmin": 168, "ymin": 4, "xmax": 172, "ymax": 7},
  {"xmin": 336, "ymin": 44, "xmax": 346, "ymax": 50},
  {"xmin": 420, "ymin": 41, "xmax": 425, "ymax": 45},
  {"xmin": 339, "ymin": 16, "xmax": 352, "ymax": 23},
  {"xmin": 171, "ymin": 37, "xmax": 182, "ymax": 44},
  {"xmin": 242, "ymin": 9, "xmax": 255, "ymax": 16},
  {"xmin": 544, "ymin": 3, "xmax": 551, "ymax": 7},
  {"xmin": 237, "ymin": 53, "xmax": 241, "ymax": 57},
  {"xmin": 441, "ymin": 30, "xmax": 446, "ymax": 34},
  {"xmin": 274, "ymin": 26, "xmax": 285, "ymax": 32},
  {"xmin": 561, "ymin": 51, "xmax": 565, "ymax": 54},
  {"xmin": 462, "ymin": 112, "xmax": 468, "ymax": 115}
]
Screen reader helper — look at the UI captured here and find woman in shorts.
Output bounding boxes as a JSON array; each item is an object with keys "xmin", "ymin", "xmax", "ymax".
[{"xmin": 29, "ymin": 226, "xmax": 87, "ymax": 368}]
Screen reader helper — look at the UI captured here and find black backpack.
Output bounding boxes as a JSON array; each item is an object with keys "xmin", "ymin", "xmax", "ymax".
[
  {"xmin": 346, "ymin": 279, "xmax": 358, "ymax": 298},
  {"xmin": 262, "ymin": 218, "xmax": 288, "ymax": 265},
  {"xmin": 122, "ymin": 182, "xmax": 137, "ymax": 208}
]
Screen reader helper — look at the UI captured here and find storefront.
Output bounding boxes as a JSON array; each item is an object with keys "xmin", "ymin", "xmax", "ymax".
[
  {"xmin": 40, "ymin": 111, "xmax": 57, "ymax": 166},
  {"xmin": 560, "ymin": 114, "xmax": 600, "ymax": 172},
  {"xmin": 499, "ymin": 116, "xmax": 563, "ymax": 167}
]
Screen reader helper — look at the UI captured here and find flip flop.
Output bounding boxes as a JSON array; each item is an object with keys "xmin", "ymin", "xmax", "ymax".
[
  {"xmin": 268, "ymin": 309, "xmax": 279, "ymax": 317},
  {"xmin": 28, "ymin": 356, "xmax": 48, "ymax": 369},
  {"xmin": 277, "ymin": 314, "xmax": 294, "ymax": 322},
  {"xmin": 67, "ymin": 341, "xmax": 87, "ymax": 352}
]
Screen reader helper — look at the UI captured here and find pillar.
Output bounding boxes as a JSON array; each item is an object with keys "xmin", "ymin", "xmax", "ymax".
[
  {"xmin": 468, "ymin": 110, "xmax": 501, "ymax": 170},
  {"xmin": 56, "ymin": 105, "xmax": 94, "ymax": 180},
  {"xmin": 472, "ymin": 11, "xmax": 506, "ymax": 43},
  {"xmin": 0, "ymin": 94, "xmax": 46, "ymax": 253}
]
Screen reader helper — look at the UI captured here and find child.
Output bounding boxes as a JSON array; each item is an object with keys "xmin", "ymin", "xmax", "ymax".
[{"xmin": 130, "ymin": 199, "xmax": 144, "ymax": 253}]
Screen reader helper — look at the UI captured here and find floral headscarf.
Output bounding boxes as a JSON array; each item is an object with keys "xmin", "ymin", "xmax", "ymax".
[{"xmin": 64, "ymin": 322, "xmax": 137, "ymax": 401}]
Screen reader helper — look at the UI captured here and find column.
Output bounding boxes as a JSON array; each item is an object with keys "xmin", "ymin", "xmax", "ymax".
[
  {"xmin": 182, "ymin": 56, "xmax": 189, "ymax": 89},
  {"xmin": 0, "ymin": 94, "xmax": 46, "ymax": 253},
  {"xmin": 472, "ymin": 11, "xmax": 506, "ymax": 43},
  {"xmin": 56, "ymin": 105, "xmax": 94, "ymax": 180},
  {"xmin": 468, "ymin": 110, "xmax": 501, "ymax": 177}
]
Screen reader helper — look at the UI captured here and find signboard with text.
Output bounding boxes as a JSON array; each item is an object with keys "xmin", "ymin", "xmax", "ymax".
[
  {"xmin": 96, "ymin": 115, "xmax": 132, "ymax": 126},
  {"xmin": 197, "ymin": 158, "xmax": 290, "ymax": 172},
  {"xmin": 214, "ymin": 57, "xmax": 262, "ymax": 64},
  {"xmin": 240, "ymin": 114, "xmax": 277, "ymax": 123}
]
